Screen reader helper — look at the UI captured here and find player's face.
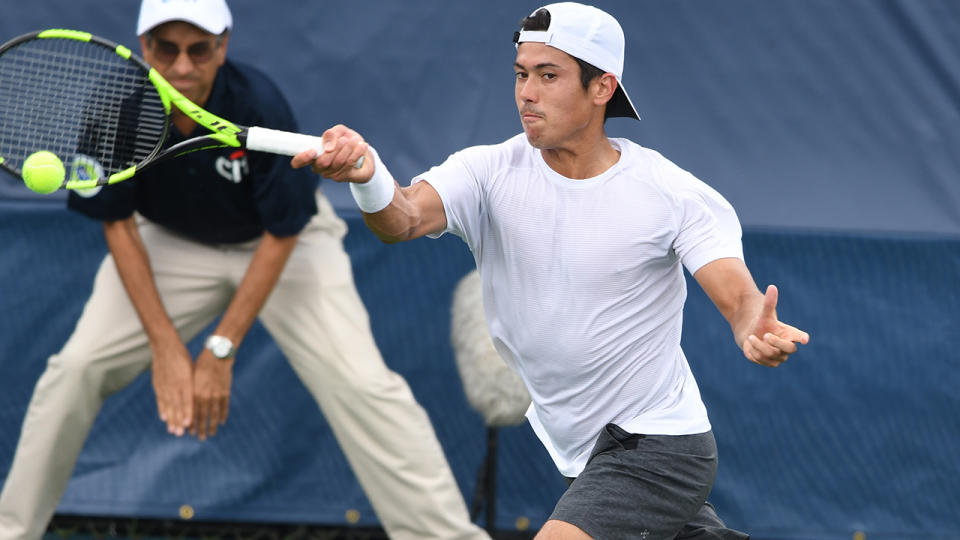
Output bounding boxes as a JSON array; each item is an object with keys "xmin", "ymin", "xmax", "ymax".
[
  {"xmin": 514, "ymin": 43, "xmax": 596, "ymax": 150},
  {"xmin": 139, "ymin": 22, "xmax": 228, "ymax": 107}
]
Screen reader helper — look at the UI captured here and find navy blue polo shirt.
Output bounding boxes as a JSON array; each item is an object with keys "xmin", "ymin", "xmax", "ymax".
[{"xmin": 68, "ymin": 60, "xmax": 318, "ymax": 244}]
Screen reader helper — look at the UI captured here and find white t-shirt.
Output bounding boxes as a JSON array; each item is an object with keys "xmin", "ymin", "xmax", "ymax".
[{"xmin": 415, "ymin": 134, "xmax": 744, "ymax": 476}]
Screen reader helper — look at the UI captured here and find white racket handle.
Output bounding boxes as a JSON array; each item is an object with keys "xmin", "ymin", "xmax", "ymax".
[{"xmin": 245, "ymin": 126, "xmax": 363, "ymax": 168}]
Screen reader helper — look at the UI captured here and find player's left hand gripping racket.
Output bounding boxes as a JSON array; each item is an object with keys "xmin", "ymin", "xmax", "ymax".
[{"xmin": 0, "ymin": 29, "xmax": 360, "ymax": 191}]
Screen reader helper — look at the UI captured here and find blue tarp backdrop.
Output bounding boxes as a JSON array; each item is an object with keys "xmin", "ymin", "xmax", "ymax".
[{"xmin": 1, "ymin": 2, "xmax": 958, "ymax": 540}]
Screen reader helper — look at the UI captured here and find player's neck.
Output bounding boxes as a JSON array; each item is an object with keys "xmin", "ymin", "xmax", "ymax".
[{"xmin": 540, "ymin": 134, "xmax": 620, "ymax": 180}]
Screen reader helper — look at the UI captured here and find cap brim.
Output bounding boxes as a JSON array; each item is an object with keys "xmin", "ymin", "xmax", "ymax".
[
  {"xmin": 606, "ymin": 82, "xmax": 640, "ymax": 121},
  {"xmin": 137, "ymin": 4, "xmax": 231, "ymax": 37},
  {"xmin": 138, "ymin": 16, "xmax": 228, "ymax": 35}
]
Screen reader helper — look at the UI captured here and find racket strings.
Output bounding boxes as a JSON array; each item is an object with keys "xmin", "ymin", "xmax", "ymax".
[{"xmin": 0, "ymin": 37, "xmax": 166, "ymax": 179}]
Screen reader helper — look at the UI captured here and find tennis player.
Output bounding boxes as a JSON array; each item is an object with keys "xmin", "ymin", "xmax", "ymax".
[
  {"xmin": 0, "ymin": 1, "xmax": 489, "ymax": 539},
  {"xmin": 294, "ymin": 3, "xmax": 809, "ymax": 539}
]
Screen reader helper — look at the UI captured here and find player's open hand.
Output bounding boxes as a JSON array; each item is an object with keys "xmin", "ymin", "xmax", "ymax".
[
  {"xmin": 742, "ymin": 285, "xmax": 810, "ymax": 367},
  {"xmin": 151, "ymin": 342, "xmax": 194, "ymax": 436},
  {"xmin": 191, "ymin": 350, "xmax": 233, "ymax": 441},
  {"xmin": 291, "ymin": 124, "xmax": 373, "ymax": 183}
]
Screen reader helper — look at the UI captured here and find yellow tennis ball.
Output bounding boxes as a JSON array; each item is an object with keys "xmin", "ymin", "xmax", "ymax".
[{"xmin": 22, "ymin": 151, "xmax": 66, "ymax": 194}]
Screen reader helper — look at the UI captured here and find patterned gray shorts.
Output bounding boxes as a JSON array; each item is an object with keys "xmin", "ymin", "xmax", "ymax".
[{"xmin": 550, "ymin": 425, "xmax": 750, "ymax": 540}]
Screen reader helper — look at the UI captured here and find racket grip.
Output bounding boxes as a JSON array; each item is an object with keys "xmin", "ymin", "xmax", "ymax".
[{"xmin": 245, "ymin": 127, "xmax": 364, "ymax": 168}]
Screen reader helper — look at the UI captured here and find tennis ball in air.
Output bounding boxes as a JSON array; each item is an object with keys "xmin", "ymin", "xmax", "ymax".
[{"xmin": 22, "ymin": 151, "xmax": 66, "ymax": 194}]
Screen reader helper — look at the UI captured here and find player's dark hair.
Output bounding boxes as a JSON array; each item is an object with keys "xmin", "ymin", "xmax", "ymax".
[{"xmin": 518, "ymin": 8, "xmax": 605, "ymax": 91}]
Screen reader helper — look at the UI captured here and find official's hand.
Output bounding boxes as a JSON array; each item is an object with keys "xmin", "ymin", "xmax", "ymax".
[
  {"xmin": 741, "ymin": 285, "xmax": 810, "ymax": 367},
  {"xmin": 291, "ymin": 124, "xmax": 373, "ymax": 182},
  {"xmin": 151, "ymin": 341, "xmax": 194, "ymax": 436},
  {"xmin": 191, "ymin": 349, "xmax": 233, "ymax": 441}
]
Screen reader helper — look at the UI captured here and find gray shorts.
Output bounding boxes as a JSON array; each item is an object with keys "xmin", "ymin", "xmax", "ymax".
[{"xmin": 550, "ymin": 425, "xmax": 750, "ymax": 540}]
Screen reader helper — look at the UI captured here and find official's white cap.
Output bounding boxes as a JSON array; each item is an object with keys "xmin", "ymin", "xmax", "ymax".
[
  {"xmin": 514, "ymin": 2, "xmax": 640, "ymax": 120},
  {"xmin": 137, "ymin": 0, "xmax": 233, "ymax": 36}
]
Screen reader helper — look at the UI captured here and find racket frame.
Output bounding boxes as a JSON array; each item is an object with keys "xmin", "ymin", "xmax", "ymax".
[{"xmin": 0, "ymin": 29, "xmax": 253, "ymax": 190}]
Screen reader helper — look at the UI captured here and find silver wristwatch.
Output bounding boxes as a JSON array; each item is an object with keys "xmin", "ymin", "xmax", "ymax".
[{"xmin": 204, "ymin": 335, "xmax": 236, "ymax": 359}]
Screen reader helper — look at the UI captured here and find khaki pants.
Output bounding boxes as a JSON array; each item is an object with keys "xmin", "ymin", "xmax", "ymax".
[{"xmin": 0, "ymin": 192, "xmax": 487, "ymax": 540}]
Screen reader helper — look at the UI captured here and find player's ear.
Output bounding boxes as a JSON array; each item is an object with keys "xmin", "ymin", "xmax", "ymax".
[
  {"xmin": 138, "ymin": 34, "xmax": 150, "ymax": 56},
  {"xmin": 593, "ymin": 73, "xmax": 617, "ymax": 107}
]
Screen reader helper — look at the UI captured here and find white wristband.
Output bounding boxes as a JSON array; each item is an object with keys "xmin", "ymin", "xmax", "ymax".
[{"xmin": 349, "ymin": 147, "xmax": 395, "ymax": 213}]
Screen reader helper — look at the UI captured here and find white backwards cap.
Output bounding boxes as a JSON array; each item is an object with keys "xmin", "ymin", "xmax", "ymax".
[{"xmin": 514, "ymin": 2, "xmax": 640, "ymax": 120}]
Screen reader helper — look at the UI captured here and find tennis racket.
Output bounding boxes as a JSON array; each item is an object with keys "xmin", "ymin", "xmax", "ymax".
[{"xmin": 0, "ymin": 29, "xmax": 359, "ymax": 191}]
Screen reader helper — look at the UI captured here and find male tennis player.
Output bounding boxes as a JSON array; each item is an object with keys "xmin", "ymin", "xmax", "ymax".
[
  {"xmin": 0, "ymin": 1, "xmax": 489, "ymax": 540},
  {"xmin": 294, "ymin": 3, "xmax": 810, "ymax": 539}
]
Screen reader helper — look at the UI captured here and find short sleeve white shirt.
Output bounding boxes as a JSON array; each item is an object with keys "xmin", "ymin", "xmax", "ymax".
[{"xmin": 415, "ymin": 134, "xmax": 743, "ymax": 476}]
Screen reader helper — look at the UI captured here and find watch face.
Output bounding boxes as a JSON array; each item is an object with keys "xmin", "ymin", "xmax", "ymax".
[{"xmin": 206, "ymin": 336, "xmax": 234, "ymax": 359}]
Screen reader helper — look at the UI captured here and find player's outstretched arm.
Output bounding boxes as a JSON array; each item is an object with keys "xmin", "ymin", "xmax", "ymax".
[
  {"xmin": 291, "ymin": 124, "xmax": 447, "ymax": 243},
  {"xmin": 693, "ymin": 257, "xmax": 810, "ymax": 367}
]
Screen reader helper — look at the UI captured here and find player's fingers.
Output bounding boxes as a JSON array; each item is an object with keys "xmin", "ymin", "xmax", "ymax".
[
  {"xmin": 320, "ymin": 126, "xmax": 342, "ymax": 153},
  {"xmin": 309, "ymin": 134, "xmax": 336, "ymax": 172},
  {"xmin": 322, "ymin": 138, "xmax": 358, "ymax": 179},
  {"xmin": 761, "ymin": 284, "xmax": 779, "ymax": 318},
  {"xmin": 745, "ymin": 335, "xmax": 783, "ymax": 367},
  {"xmin": 310, "ymin": 159, "xmax": 329, "ymax": 176},
  {"xmin": 742, "ymin": 340, "xmax": 762, "ymax": 366},
  {"xmin": 744, "ymin": 340, "xmax": 770, "ymax": 366},
  {"xmin": 332, "ymin": 135, "xmax": 364, "ymax": 169},
  {"xmin": 349, "ymin": 142, "xmax": 369, "ymax": 170},
  {"xmin": 290, "ymin": 149, "xmax": 318, "ymax": 169},
  {"xmin": 750, "ymin": 334, "xmax": 781, "ymax": 359},
  {"xmin": 320, "ymin": 125, "xmax": 356, "ymax": 156},
  {"xmin": 311, "ymin": 139, "xmax": 342, "ymax": 172},
  {"xmin": 763, "ymin": 332, "xmax": 798, "ymax": 354},
  {"xmin": 781, "ymin": 324, "xmax": 810, "ymax": 345},
  {"xmin": 327, "ymin": 136, "xmax": 352, "ymax": 168}
]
